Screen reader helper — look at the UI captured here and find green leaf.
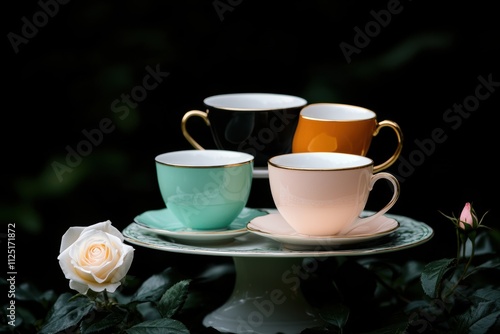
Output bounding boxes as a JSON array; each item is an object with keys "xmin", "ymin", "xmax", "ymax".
[
  {"xmin": 126, "ymin": 318, "xmax": 189, "ymax": 334},
  {"xmin": 80, "ymin": 305, "xmax": 129, "ymax": 334},
  {"xmin": 158, "ymin": 279, "xmax": 191, "ymax": 318},
  {"xmin": 14, "ymin": 305, "xmax": 37, "ymax": 327},
  {"xmin": 469, "ymin": 310, "xmax": 500, "ymax": 333},
  {"xmin": 130, "ymin": 269, "xmax": 174, "ymax": 303},
  {"xmin": 472, "ymin": 287, "xmax": 500, "ymax": 305},
  {"xmin": 452, "ymin": 301, "xmax": 500, "ymax": 333},
  {"xmin": 475, "ymin": 257, "xmax": 500, "ymax": 270},
  {"xmin": 401, "ymin": 260, "xmax": 426, "ymax": 283},
  {"xmin": 471, "ymin": 232, "xmax": 497, "ymax": 256},
  {"xmin": 420, "ymin": 258, "xmax": 455, "ymax": 298},
  {"xmin": 319, "ymin": 302, "xmax": 349, "ymax": 329},
  {"xmin": 464, "ymin": 258, "xmax": 500, "ymax": 280},
  {"xmin": 39, "ymin": 293, "xmax": 95, "ymax": 334},
  {"xmin": 16, "ymin": 282, "xmax": 56, "ymax": 305}
]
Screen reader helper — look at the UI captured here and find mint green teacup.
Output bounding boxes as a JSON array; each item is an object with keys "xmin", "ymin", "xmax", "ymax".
[{"xmin": 155, "ymin": 150, "xmax": 254, "ymax": 230}]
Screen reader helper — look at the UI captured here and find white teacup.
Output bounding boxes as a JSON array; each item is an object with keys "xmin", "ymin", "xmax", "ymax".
[{"xmin": 268, "ymin": 152, "xmax": 400, "ymax": 236}]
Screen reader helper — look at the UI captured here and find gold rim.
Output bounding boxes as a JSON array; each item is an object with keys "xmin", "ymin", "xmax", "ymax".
[
  {"xmin": 156, "ymin": 160, "xmax": 253, "ymax": 169},
  {"xmin": 156, "ymin": 150, "xmax": 254, "ymax": 168},
  {"xmin": 204, "ymin": 93, "xmax": 307, "ymax": 111},
  {"xmin": 300, "ymin": 115, "xmax": 375, "ymax": 122},
  {"xmin": 268, "ymin": 153, "xmax": 373, "ymax": 171}
]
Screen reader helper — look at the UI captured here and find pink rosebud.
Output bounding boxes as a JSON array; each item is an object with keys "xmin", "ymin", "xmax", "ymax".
[{"xmin": 459, "ymin": 202, "xmax": 474, "ymax": 229}]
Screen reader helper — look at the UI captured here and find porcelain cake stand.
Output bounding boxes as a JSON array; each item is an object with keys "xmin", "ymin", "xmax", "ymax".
[{"xmin": 122, "ymin": 210, "xmax": 433, "ymax": 334}]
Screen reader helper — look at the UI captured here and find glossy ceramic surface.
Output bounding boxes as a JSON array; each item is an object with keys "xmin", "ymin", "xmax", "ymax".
[
  {"xmin": 133, "ymin": 207, "xmax": 268, "ymax": 244},
  {"xmin": 124, "ymin": 209, "xmax": 433, "ymax": 334},
  {"xmin": 268, "ymin": 152, "xmax": 400, "ymax": 236},
  {"xmin": 247, "ymin": 212, "xmax": 399, "ymax": 250},
  {"xmin": 293, "ymin": 103, "xmax": 377, "ymax": 155},
  {"xmin": 155, "ymin": 150, "xmax": 253, "ymax": 230},
  {"xmin": 181, "ymin": 93, "xmax": 307, "ymax": 167},
  {"xmin": 122, "ymin": 210, "xmax": 434, "ymax": 257},
  {"xmin": 292, "ymin": 103, "xmax": 403, "ymax": 173}
]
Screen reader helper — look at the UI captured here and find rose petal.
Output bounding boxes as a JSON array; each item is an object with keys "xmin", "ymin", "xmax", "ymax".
[
  {"xmin": 59, "ymin": 226, "xmax": 85, "ymax": 253},
  {"xmin": 106, "ymin": 245, "xmax": 134, "ymax": 283},
  {"xmin": 80, "ymin": 220, "xmax": 124, "ymax": 242},
  {"xmin": 87, "ymin": 281, "xmax": 121, "ymax": 293},
  {"xmin": 69, "ymin": 280, "xmax": 90, "ymax": 295},
  {"xmin": 58, "ymin": 220, "xmax": 134, "ymax": 294},
  {"xmin": 459, "ymin": 202, "xmax": 474, "ymax": 229}
]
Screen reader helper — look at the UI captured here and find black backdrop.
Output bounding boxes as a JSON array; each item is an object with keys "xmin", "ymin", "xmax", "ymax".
[{"xmin": 3, "ymin": 0, "xmax": 498, "ymax": 296}]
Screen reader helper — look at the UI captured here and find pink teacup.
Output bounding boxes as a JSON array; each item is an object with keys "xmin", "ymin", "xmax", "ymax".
[{"xmin": 268, "ymin": 152, "xmax": 400, "ymax": 236}]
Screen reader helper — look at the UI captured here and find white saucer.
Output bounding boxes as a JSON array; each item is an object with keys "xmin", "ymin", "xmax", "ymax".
[
  {"xmin": 247, "ymin": 212, "xmax": 399, "ymax": 250},
  {"xmin": 134, "ymin": 207, "xmax": 268, "ymax": 244}
]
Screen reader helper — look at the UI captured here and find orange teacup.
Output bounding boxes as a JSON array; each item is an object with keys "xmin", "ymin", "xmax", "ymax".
[{"xmin": 292, "ymin": 103, "xmax": 403, "ymax": 173}]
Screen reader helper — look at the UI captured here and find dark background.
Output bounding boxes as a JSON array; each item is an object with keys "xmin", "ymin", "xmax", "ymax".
[{"xmin": 3, "ymin": 0, "xmax": 498, "ymax": 307}]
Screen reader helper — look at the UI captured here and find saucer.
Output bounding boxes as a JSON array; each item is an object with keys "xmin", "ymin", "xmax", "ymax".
[
  {"xmin": 134, "ymin": 207, "xmax": 268, "ymax": 244},
  {"xmin": 247, "ymin": 212, "xmax": 399, "ymax": 250}
]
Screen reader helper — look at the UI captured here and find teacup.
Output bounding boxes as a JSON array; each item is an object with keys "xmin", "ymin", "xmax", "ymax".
[
  {"xmin": 181, "ymin": 93, "xmax": 307, "ymax": 167},
  {"xmin": 268, "ymin": 152, "xmax": 400, "ymax": 236},
  {"xmin": 155, "ymin": 150, "xmax": 254, "ymax": 230},
  {"xmin": 292, "ymin": 103, "xmax": 403, "ymax": 172}
]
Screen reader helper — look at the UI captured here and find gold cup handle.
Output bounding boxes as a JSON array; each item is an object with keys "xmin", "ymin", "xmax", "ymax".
[
  {"xmin": 181, "ymin": 110, "xmax": 211, "ymax": 150},
  {"xmin": 372, "ymin": 120, "xmax": 403, "ymax": 173},
  {"xmin": 339, "ymin": 171, "xmax": 400, "ymax": 234}
]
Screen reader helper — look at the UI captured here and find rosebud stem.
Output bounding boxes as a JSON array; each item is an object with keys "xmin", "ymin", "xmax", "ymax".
[
  {"xmin": 103, "ymin": 290, "xmax": 109, "ymax": 304},
  {"xmin": 461, "ymin": 235, "xmax": 476, "ymax": 279},
  {"xmin": 445, "ymin": 233, "xmax": 476, "ymax": 299}
]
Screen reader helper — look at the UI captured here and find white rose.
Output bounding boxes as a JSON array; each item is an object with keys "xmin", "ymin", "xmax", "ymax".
[{"xmin": 58, "ymin": 220, "xmax": 134, "ymax": 294}]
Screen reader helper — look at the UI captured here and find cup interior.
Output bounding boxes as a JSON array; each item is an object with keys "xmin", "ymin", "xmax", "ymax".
[
  {"xmin": 301, "ymin": 103, "xmax": 376, "ymax": 121},
  {"xmin": 204, "ymin": 93, "xmax": 307, "ymax": 111},
  {"xmin": 155, "ymin": 149, "xmax": 254, "ymax": 167},
  {"xmin": 269, "ymin": 152, "xmax": 373, "ymax": 170}
]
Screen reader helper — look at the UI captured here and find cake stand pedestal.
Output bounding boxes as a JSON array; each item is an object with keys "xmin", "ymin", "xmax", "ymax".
[
  {"xmin": 203, "ymin": 257, "xmax": 325, "ymax": 333},
  {"xmin": 123, "ymin": 211, "xmax": 433, "ymax": 334}
]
